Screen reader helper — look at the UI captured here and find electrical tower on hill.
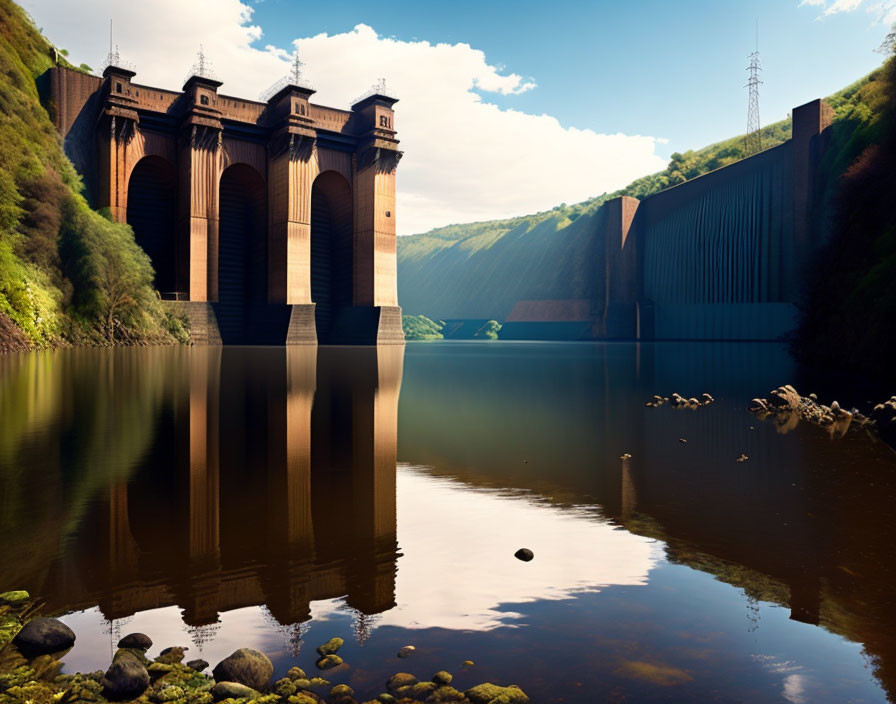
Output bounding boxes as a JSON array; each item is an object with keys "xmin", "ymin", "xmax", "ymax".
[{"xmin": 745, "ymin": 25, "xmax": 763, "ymax": 156}]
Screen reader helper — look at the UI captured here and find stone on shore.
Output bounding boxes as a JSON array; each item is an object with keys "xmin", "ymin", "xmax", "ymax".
[
  {"xmin": 155, "ymin": 645, "xmax": 187, "ymax": 664},
  {"xmin": 212, "ymin": 647, "xmax": 274, "ymax": 691},
  {"xmin": 117, "ymin": 632, "xmax": 152, "ymax": 651},
  {"xmin": 211, "ymin": 681, "xmax": 260, "ymax": 701},
  {"xmin": 465, "ymin": 682, "xmax": 530, "ymax": 703},
  {"xmin": 102, "ymin": 650, "xmax": 150, "ymax": 700},
  {"xmin": 514, "ymin": 548, "xmax": 534, "ymax": 562},
  {"xmin": 317, "ymin": 636, "xmax": 344, "ymax": 656},
  {"xmin": 12, "ymin": 617, "xmax": 75, "ymax": 657},
  {"xmin": 186, "ymin": 658, "xmax": 209, "ymax": 671}
]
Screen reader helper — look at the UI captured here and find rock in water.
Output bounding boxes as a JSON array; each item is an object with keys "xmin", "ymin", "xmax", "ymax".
[
  {"xmin": 213, "ymin": 648, "xmax": 274, "ymax": 691},
  {"xmin": 432, "ymin": 671, "xmax": 453, "ymax": 685},
  {"xmin": 12, "ymin": 617, "xmax": 75, "ymax": 656},
  {"xmin": 514, "ymin": 548, "xmax": 534, "ymax": 562},
  {"xmin": 387, "ymin": 673, "xmax": 418, "ymax": 693},
  {"xmin": 210, "ymin": 681, "xmax": 260, "ymax": 701},
  {"xmin": 316, "ymin": 636, "xmax": 344, "ymax": 656},
  {"xmin": 117, "ymin": 633, "xmax": 152, "ymax": 651},
  {"xmin": 465, "ymin": 683, "xmax": 530, "ymax": 703},
  {"xmin": 397, "ymin": 645, "xmax": 415, "ymax": 658},
  {"xmin": 102, "ymin": 651, "xmax": 150, "ymax": 700},
  {"xmin": 330, "ymin": 683, "xmax": 355, "ymax": 702},
  {"xmin": 316, "ymin": 654, "xmax": 343, "ymax": 670},
  {"xmin": 186, "ymin": 659, "xmax": 209, "ymax": 671}
]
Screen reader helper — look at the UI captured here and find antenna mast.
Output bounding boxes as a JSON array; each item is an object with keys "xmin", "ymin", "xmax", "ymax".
[{"xmin": 745, "ymin": 20, "xmax": 763, "ymax": 156}]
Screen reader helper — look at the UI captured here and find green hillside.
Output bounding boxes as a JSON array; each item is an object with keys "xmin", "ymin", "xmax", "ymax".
[
  {"xmin": 0, "ymin": 0, "xmax": 185, "ymax": 351},
  {"xmin": 397, "ymin": 69, "xmax": 883, "ymax": 321}
]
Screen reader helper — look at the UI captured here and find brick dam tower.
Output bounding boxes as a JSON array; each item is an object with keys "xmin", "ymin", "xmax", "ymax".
[{"xmin": 47, "ymin": 60, "xmax": 404, "ymax": 345}]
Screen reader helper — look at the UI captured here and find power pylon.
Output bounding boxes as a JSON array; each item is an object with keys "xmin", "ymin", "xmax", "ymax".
[{"xmin": 745, "ymin": 25, "xmax": 762, "ymax": 156}]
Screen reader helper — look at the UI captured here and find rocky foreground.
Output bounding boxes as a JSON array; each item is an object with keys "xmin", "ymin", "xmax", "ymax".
[{"xmin": 0, "ymin": 592, "xmax": 527, "ymax": 704}]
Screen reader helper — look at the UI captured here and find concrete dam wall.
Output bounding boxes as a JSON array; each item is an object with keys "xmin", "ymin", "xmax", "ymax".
[{"xmin": 493, "ymin": 99, "xmax": 832, "ymax": 341}]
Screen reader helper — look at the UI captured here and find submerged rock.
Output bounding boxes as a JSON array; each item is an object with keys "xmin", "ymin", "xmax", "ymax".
[
  {"xmin": 386, "ymin": 672, "xmax": 417, "ymax": 693},
  {"xmin": 12, "ymin": 617, "xmax": 75, "ymax": 657},
  {"xmin": 117, "ymin": 632, "xmax": 152, "ymax": 651},
  {"xmin": 211, "ymin": 680, "xmax": 260, "ymax": 701},
  {"xmin": 212, "ymin": 647, "xmax": 273, "ymax": 691},
  {"xmin": 465, "ymin": 682, "xmax": 530, "ymax": 703},
  {"xmin": 514, "ymin": 548, "xmax": 534, "ymax": 562},
  {"xmin": 102, "ymin": 650, "xmax": 150, "ymax": 700},
  {"xmin": 316, "ymin": 654, "xmax": 344, "ymax": 670},
  {"xmin": 317, "ymin": 637, "xmax": 344, "ymax": 656}
]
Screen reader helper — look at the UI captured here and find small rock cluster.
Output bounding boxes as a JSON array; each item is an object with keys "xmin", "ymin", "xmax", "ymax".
[
  {"xmin": 748, "ymin": 385, "xmax": 896, "ymax": 440},
  {"xmin": 0, "ymin": 591, "xmax": 530, "ymax": 704},
  {"xmin": 645, "ymin": 392, "xmax": 714, "ymax": 409}
]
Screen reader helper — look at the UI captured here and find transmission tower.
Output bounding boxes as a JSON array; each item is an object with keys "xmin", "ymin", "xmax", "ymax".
[{"xmin": 744, "ymin": 24, "xmax": 762, "ymax": 156}]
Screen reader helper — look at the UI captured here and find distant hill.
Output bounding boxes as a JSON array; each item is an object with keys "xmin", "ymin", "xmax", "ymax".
[{"xmin": 397, "ymin": 71, "xmax": 880, "ymax": 321}]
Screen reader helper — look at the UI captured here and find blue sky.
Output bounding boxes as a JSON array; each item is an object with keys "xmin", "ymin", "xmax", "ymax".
[
  {"xmin": 250, "ymin": 0, "xmax": 891, "ymax": 158},
  {"xmin": 25, "ymin": 0, "xmax": 894, "ymax": 232}
]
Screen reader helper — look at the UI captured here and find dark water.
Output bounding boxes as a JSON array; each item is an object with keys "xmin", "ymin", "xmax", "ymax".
[{"xmin": 1, "ymin": 342, "xmax": 895, "ymax": 703}]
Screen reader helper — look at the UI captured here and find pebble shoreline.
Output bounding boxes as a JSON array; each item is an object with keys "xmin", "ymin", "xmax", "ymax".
[{"xmin": 0, "ymin": 592, "xmax": 528, "ymax": 704}]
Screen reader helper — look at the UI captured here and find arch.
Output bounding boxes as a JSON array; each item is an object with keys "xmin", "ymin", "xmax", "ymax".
[
  {"xmin": 127, "ymin": 156, "xmax": 177, "ymax": 295},
  {"xmin": 217, "ymin": 163, "xmax": 267, "ymax": 344},
  {"xmin": 310, "ymin": 170, "xmax": 353, "ymax": 343}
]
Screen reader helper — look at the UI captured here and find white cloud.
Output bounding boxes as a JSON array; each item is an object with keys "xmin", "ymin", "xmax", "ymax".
[
  {"xmin": 800, "ymin": 0, "xmax": 896, "ymax": 22},
  {"xmin": 22, "ymin": 0, "xmax": 667, "ymax": 235}
]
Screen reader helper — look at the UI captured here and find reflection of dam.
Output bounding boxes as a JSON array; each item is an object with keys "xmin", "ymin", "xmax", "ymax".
[{"xmin": 7, "ymin": 345, "xmax": 403, "ymax": 631}]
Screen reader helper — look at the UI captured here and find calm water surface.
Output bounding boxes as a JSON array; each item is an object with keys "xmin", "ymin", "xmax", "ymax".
[{"xmin": 1, "ymin": 342, "xmax": 895, "ymax": 703}]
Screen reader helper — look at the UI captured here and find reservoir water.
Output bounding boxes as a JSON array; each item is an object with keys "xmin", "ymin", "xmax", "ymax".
[{"xmin": 1, "ymin": 342, "xmax": 894, "ymax": 702}]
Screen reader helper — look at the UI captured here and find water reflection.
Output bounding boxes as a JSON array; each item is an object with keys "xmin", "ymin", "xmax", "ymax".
[
  {"xmin": 0, "ymin": 345, "xmax": 403, "ymax": 634},
  {"xmin": 1, "ymin": 342, "xmax": 895, "ymax": 702}
]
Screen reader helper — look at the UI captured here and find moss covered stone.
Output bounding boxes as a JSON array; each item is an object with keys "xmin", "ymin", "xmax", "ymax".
[
  {"xmin": 316, "ymin": 637, "xmax": 344, "ymax": 656},
  {"xmin": 465, "ymin": 683, "xmax": 530, "ymax": 704},
  {"xmin": 0, "ymin": 591, "xmax": 29, "ymax": 607},
  {"xmin": 315, "ymin": 654, "xmax": 343, "ymax": 670}
]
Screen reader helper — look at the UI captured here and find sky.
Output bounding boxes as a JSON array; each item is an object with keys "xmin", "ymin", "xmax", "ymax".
[{"xmin": 21, "ymin": 0, "xmax": 895, "ymax": 235}]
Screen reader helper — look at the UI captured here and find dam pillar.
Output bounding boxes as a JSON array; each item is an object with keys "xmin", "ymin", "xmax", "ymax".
[
  {"xmin": 96, "ymin": 66, "xmax": 139, "ymax": 223},
  {"xmin": 791, "ymin": 98, "xmax": 833, "ymax": 296},
  {"xmin": 340, "ymin": 93, "xmax": 404, "ymax": 344},
  {"xmin": 267, "ymin": 84, "xmax": 319, "ymax": 344},
  {"xmin": 603, "ymin": 195, "xmax": 640, "ymax": 338},
  {"xmin": 177, "ymin": 75, "xmax": 223, "ymax": 302}
]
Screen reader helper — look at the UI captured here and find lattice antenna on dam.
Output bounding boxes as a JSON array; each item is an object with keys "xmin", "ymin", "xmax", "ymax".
[
  {"xmin": 745, "ymin": 23, "xmax": 763, "ymax": 156},
  {"xmin": 47, "ymin": 52, "xmax": 404, "ymax": 346}
]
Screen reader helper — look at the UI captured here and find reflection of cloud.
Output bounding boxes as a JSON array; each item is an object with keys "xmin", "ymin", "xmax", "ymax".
[
  {"xmin": 752, "ymin": 655, "xmax": 809, "ymax": 704},
  {"xmin": 375, "ymin": 465, "xmax": 659, "ymax": 631}
]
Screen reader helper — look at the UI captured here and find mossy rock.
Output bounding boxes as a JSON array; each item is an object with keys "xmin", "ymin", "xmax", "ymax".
[
  {"xmin": 315, "ymin": 654, "xmax": 343, "ymax": 670},
  {"xmin": 329, "ymin": 683, "xmax": 355, "ymax": 702},
  {"xmin": 428, "ymin": 686, "xmax": 466, "ymax": 702},
  {"xmin": 376, "ymin": 695, "xmax": 397, "ymax": 703},
  {"xmin": 0, "ymin": 591, "xmax": 29, "ymax": 607},
  {"xmin": 386, "ymin": 673, "xmax": 417, "ymax": 693},
  {"xmin": 465, "ymin": 683, "xmax": 530, "ymax": 704},
  {"xmin": 287, "ymin": 667, "xmax": 307, "ymax": 680},
  {"xmin": 154, "ymin": 684, "xmax": 186, "ymax": 701},
  {"xmin": 316, "ymin": 637, "xmax": 344, "ymax": 657},
  {"xmin": 289, "ymin": 693, "xmax": 324, "ymax": 704},
  {"xmin": 432, "ymin": 671, "xmax": 452, "ymax": 686},
  {"xmin": 406, "ymin": 681, "xmax": 437, "ymax": 699},
  {"xmin": 274, "ymin": 676, "xmax": 299, "ymax": 696}
]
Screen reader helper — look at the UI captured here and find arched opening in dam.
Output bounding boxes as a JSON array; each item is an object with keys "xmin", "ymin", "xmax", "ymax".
[
  {"xmin": 310, "ymin": 170, "xmax": 353, "ymax": 343},
  {"xmin": 127, "ymin": 156, "xmax": 177, "ymax": 296},
  {"xmin": 217, "ymin": 163, "xmax": 267, "ymax": 343}
]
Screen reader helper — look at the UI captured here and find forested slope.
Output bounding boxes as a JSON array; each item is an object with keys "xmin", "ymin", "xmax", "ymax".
[
  {"xmin": 0, "ymin": 0, "xmax": 185, "ymax": 351},
  {"xmin": 397, "ymin": 70, "xmax": 882, "ymax": 321}
]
